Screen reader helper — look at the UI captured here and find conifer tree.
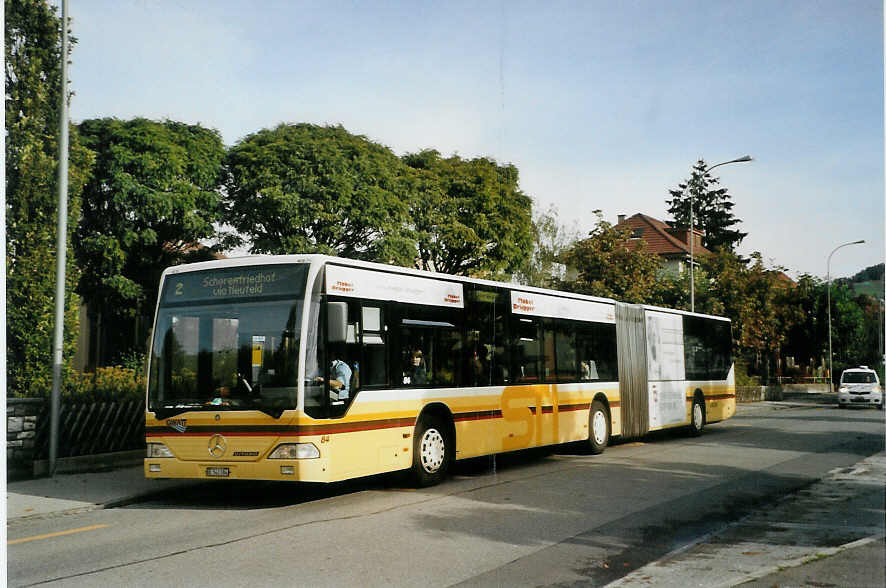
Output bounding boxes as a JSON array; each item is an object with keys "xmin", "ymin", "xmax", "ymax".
[{"xmin": 666, "ymin": 159, "xmax": 747, "ymax": 252}]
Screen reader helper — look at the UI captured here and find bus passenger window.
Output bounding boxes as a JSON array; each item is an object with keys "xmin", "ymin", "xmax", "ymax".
[
  {"xmin": 398, "ymin": 305, "xmax": 462, "ymax": 388},
  {"xmin": 555, "ymin": 321, "xmax": 578, "ymax": 382},
  {"xmin": 360, "ymin": 305, "xmax": 386, "ymax": 388},
  {"xmin": 511, "ymin": 318, "xmax": 541, "ymax": 383},
  {"xmin": 575, "ymin": 322, "xmax": 618, "ymax": 382}
]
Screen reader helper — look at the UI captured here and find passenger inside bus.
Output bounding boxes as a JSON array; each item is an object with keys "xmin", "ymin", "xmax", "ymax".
[
  {"xmin": 580, "ymin": 360, "xmax": 599, "ymax": 381},
  {"xmin": 471, "ymin": 346, "xmax": 490, "ymax": 386},
  {"xmin": 404, "ymin": 350, "xmax": 427, "ymax": 386}
]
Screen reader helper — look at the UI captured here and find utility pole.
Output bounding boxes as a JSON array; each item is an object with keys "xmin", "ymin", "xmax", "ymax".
[{"xmin": 49, "ymin": 0, "xmax": 70, "ymax": 476}]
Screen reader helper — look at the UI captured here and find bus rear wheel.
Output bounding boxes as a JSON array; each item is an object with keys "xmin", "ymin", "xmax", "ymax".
[
  {"xmin": 588, "ymin": 400, "xmax": 610, "ymax": 454},
  {"xmin": 411, "ymin": 416, "xmax": 451, "ymax": 487}
]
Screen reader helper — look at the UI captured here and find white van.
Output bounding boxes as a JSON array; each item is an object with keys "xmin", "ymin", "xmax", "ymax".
[{"xmin": 837, "ymin": 366, "xmax": 883, "ymax": 409}]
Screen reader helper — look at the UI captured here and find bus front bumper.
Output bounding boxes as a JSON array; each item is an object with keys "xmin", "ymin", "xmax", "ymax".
[{"xmin": 144, "ymin": 457, "xmax": 332, "ymax": 482}]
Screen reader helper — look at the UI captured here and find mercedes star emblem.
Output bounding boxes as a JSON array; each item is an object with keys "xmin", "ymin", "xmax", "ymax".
[{"xmin": 208, "ymin": 434, "xmax": 227, "ymax": 458}]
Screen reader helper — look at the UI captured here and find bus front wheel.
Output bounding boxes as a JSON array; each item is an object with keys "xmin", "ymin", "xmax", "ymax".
[
  {"xmin": 689, "ymin": 396, "xmax": 705, "ymax": 436},
  {"xmin": 588, "ymin": 400, "xmax": 610, "ymax": 454},
  {"xmin": 411, "ymin": 416, "xmax": 451, "ymax": 487}
]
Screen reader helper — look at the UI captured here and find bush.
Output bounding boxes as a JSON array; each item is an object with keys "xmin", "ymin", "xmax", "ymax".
[
  {"xmin": 64, "ymin": 366, "xmax": 146, "ymax": 402},
  {"xmin": 734, "ymin": 359, "xmax": 760, "ymax": 387}
]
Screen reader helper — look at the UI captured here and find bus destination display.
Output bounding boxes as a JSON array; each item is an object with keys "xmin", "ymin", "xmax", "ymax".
[{"xmin": 162, "ymin": 264, "xmax": 307, "ymax": 304}]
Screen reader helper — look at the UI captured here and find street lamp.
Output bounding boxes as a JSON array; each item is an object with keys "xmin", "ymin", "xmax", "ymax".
[
  {"xmin": 689, "ymin": 155, "xmax": 753, "ymax": 312},
  {"xmin": 827, "ymin": 239, "xmax": 865, "ymax": 391}
]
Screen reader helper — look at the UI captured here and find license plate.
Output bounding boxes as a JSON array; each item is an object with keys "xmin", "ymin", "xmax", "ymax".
[{"xmin": 206, "ymin": 467, "xmax": 230, "ymax": 477}]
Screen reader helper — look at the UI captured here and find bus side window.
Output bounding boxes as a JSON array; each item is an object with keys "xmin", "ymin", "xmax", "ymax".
[
  {"xmin": 397, "ymin": 304, "xmax": 462, "ymax": 388},
  {"xmin": 464, "ymin": 285, "xmax": 508, "ymax": 387},
  {"xmin": 555, "ymin": 321, "xmax": 578, "ymax": 382},
  {"xmin": 511, "ymin": 317, "xmax": 541, "ymax": 384},
  {"xmin": 576, "ymin": 322, "xmax": 618, "ymax": 382},
  {"xmin": 360, "ymin": 305, "xmax": 386, "ymax": 388}
]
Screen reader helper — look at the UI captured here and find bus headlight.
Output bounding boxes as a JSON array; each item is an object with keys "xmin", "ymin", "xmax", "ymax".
[
  {"xmin": 268, "ymin": 443, "xmax": 319, "ymax": 459},
  {"xmin": 147, "ymin": 443, "xmax": 174, "ymax": 458}
]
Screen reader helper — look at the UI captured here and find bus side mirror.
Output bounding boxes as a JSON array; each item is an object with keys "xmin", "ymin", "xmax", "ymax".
[{"xmin": 327, "ymin": 302, "xmax": 348, "ymax": 343}]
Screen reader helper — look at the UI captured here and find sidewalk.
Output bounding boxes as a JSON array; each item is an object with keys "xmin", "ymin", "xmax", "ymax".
[
  {"xmin": 6, "ymin": 465, "xmax": 199, "ymax": 521},
  {"xmin": 608, "ymin": 452, "xmax": 886, "ymax": 588}
]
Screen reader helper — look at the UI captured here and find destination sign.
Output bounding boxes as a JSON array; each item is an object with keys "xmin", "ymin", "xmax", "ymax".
[{"xmin": 161, "ymin": 264, "xmax": 308, "ymax": 304}]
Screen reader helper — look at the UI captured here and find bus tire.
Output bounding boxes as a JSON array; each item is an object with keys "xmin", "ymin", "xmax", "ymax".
[
  {"xmin": 689, "ymin": 395, "xmax": 705, "ymax": 436},
  {"xmin": 411, "ymin": 416, "xmax": 451, "ymax": 487},
  {"xmin": 588, "ymin": 400, "xmax": 610, "ymax": 455}
]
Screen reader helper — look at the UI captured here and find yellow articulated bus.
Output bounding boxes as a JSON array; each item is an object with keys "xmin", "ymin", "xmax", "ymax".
[{"xmin": 145, "ymin": 255, "xmax": 735, "ymax": 486}]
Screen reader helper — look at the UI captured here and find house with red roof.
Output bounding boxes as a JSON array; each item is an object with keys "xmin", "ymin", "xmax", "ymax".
[{"xmin": 613, "ymin": 213, "xmax": 711, "ymax": 275}]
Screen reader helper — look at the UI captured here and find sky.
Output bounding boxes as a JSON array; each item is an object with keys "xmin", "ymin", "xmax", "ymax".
[{"xmin": 61, "ymin": 0, "xmax": 884, "ymax": 281}]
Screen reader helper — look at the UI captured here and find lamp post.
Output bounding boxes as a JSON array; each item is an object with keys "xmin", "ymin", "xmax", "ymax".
[
  {"xmin": 49, "ymin": 0, "xmax": 71, "ymax": 477},
  {"xmin": 689, "ymin": 155, "xmax": 752, "ymax": 312},
  {"xmin": 827, "ymin": 239, "xmax": 865, "ymax": 391}
]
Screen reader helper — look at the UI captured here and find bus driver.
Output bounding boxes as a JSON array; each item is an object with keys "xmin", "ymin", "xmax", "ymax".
[{"xmin": 314, "ymin": 355, "xmax": 352, "ymax": 401}]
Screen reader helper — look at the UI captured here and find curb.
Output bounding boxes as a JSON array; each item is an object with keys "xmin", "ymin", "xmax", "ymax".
[
  {"xmin": 31, "ymin": 449, "xmax": 144, "ymax": 477},
  {"xmin": 8, "ymin": 480, "xmax": 206, "ymax": 523}
]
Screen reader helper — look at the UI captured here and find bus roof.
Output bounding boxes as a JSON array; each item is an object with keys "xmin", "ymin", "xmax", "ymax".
[{"xmin": 159, "ymin": 254, "xmax": 731, "ymax": 323}]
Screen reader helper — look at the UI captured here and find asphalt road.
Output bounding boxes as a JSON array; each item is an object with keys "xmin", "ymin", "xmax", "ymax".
[{"xmin": 7, "ymin": 402, "xmax": 885, "ymax": 587}]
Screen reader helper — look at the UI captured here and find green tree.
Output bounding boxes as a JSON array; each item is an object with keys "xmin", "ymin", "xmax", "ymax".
[
  {"xmin": 826, "ymin": 283, "xmax": 867, "ymax": 381},
  {"xmin": 782, "ymin": 274, "xmax": 828, "ymax": 372},
  {"xmin": 6, "ymin": 0, "xmax": 94, "ymax": 396},
  {"xmin": 225, "ymin": 123, "xmax": 415, "ymax": 264},
  {"xmin": 855, "ymin": 295, "xmax": 885, "ymax": 380},
  {"xmin": 402, "ymin": 150, "xmax": 533, "ymax": 277},
  {"xmin": 513, "ymin": 204, "xmax": 581, "ymax": 288},
  {"xmin": 559, "ymin": 211, "xmax": 663, "ymax": 303},
  {"xmin": 736, "ymin": 255, "xmax": 800, "ymax": 377},
  {"xmin": 75, "ymin": 117, "xmax": 226, "ymax": 360},
  {"xmin": 666, "ymin": 159, "xmax": 747, "ymax": 252},
  {"xmin": 696, "ymin": 250, "xmax": 801, "ymax": 381}
]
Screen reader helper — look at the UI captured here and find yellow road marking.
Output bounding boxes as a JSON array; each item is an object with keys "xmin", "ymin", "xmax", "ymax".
[{"xmin": 8, "ymin": 524, "xmax": 109, "ymax": 545}]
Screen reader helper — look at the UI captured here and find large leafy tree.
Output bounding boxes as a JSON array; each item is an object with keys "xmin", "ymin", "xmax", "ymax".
[
  {"xmin": 666, "ymin": 159, "xmax": 747, "ymax": 252},
  {"xmin": 225, "ymin": 123, "xmax": 415, "ymax": 264},
  {"xmin": 736, "ymin": 255, "xmax": 800, "ymax": 373},
  {"xmin": 559, "ymin": 211, "xmax": 662, "ymax": 303},
  {"xmin": 6, "ymin": 0, "xmax": 94, "ymax": 396},
  {"xmin": 75, "ymin": 117, "xmax": 226, "ymax": 360},
  {"xmin": 402, "ymin": 150, "xmax": 533, "ymax": 277},
  {"xmin": 697, "ymin": 250, "xmax": 801, "ymax": 379}
]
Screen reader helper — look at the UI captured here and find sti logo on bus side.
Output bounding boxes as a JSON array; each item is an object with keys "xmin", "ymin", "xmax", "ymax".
[{"xmin": 167, "ymin": 419, "xmax": 188, "ymax": 433}]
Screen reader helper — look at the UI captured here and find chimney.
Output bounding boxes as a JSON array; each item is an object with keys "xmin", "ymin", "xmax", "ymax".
[
  {"xmin": 667, "ymin": 226, "xmax": 703, "ymax": 248},
  {"xmin": 617, "ymin": 214, "xmax": 626, "ymax": 225}
]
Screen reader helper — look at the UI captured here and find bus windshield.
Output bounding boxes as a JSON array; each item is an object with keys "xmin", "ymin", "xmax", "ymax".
[{"xmin": 148, "ymin": 265, "xmax": 308, "ymax": 419}]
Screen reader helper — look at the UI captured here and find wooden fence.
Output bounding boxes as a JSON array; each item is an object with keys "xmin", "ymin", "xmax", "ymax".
[{"xmin": 34, "ymin": 399, "xmax": 146, "ymax": 459}]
